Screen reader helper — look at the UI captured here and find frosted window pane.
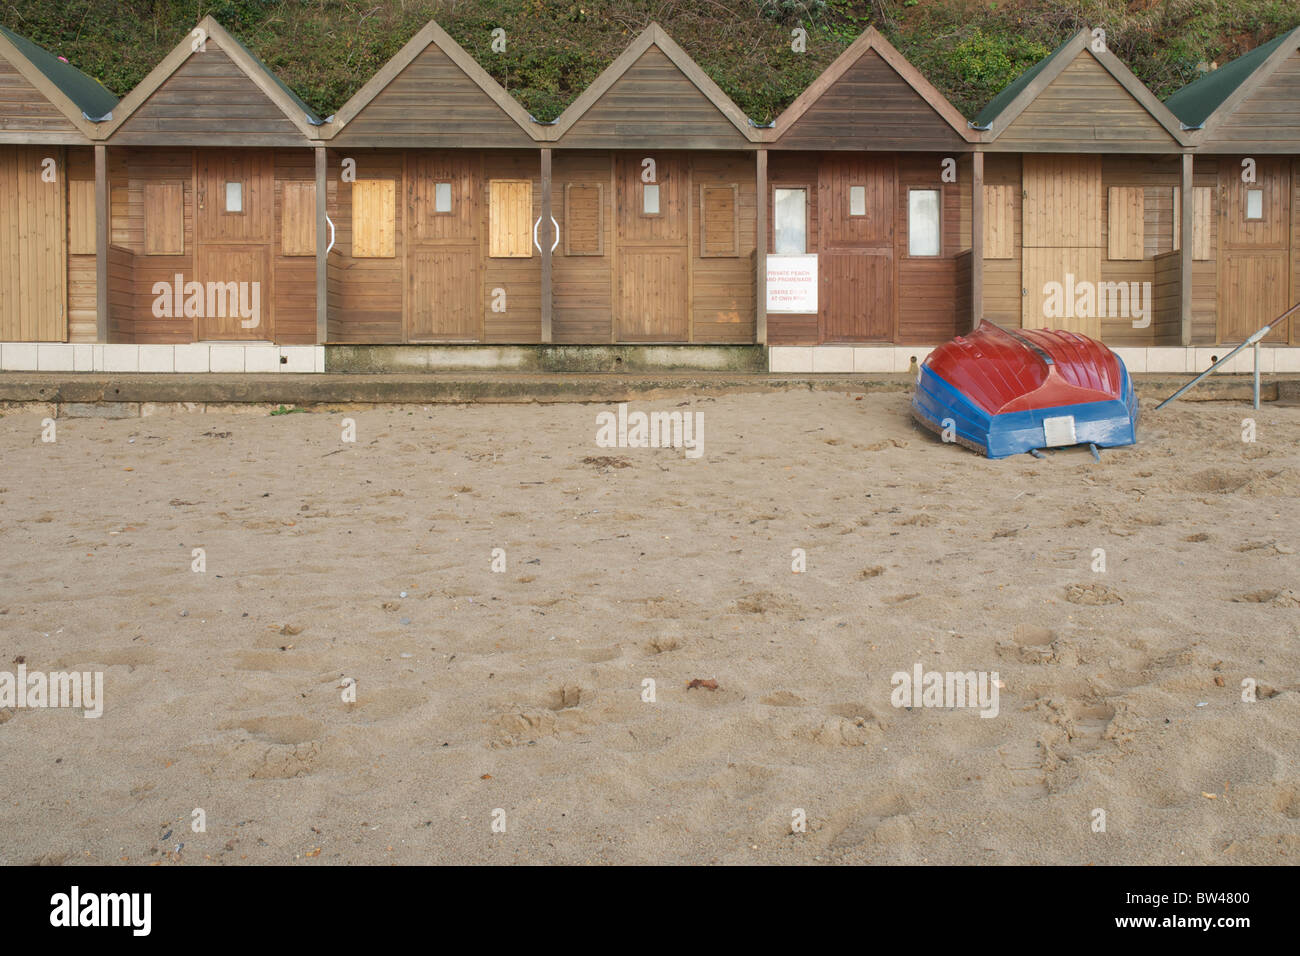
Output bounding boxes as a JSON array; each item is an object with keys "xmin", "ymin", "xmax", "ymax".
[
  {"xmin": 849, "ymin": 185, "xmax": 866, "ymax": 217},
  {"xmin": 1246, "ymin": 189, "xmax": 1263, "ymax": 220},
  {"xmin": 643, "ymin": 183, "xmax": 660, "ymax": 215},
  {"xmin": 774, "ymin": 188, "xmax": 807, "ymax": 254},
  {"xmin": 435, "ymin": 182, "xmax": 452, "ymax": 213},
  {"xmin": 909, "ymin": 189, "xmax": 940, "ymax": 256},
  {"xmin": 225, "ymin": 182, "xmax": 242, "ymax": 213}
]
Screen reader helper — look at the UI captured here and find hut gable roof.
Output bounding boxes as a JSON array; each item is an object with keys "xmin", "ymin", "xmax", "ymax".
[
  {"xmin": 102, "ymin": 16, "xmax": 322, "ymax": 145},
  {"xmin": 973, "ymin": 28, "xmax": 1187, "ymax": 152},
  {"xmin": 323, "ymin": 21, "xmax": 539, "ymax": 147},
  {"xmin": 765, "ymin": 27, "xmax": 974, "ymax": 149},
  {"xmin": 1164, "ymin": 25, "xmax": 1300, "ymax": 151},
  {"xmin": 545, "ymin": 23, "xmax": 756, "ymax": 148},
  {"xmin": 0, "ymin": 24, "xmax": 117, "ymax": 139}
]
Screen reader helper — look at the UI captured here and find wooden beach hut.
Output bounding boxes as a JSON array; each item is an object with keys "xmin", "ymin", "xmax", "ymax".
[
  {"xmin": 1165, "ymin": 24, "xmax": 1300, "ymax": 345},
  {"xmin": 759, "ymin": 27, "xmax": 978, "ymax": 346},
  {"xmin": 318, "ymin": 21, "xmax": 544, "ymax": 345},
  {"xmin": 97, "ymin": 16, "xmax": 325, "ymax": 345},
  {"xmin": 969, "ymin": 29, "xmax": 1191, "ymax": 347},
  {"xmin": 542, "ymin": 23, "xmax": 761, "ymax": 345},
  {"xmin": 0, "ymin": 25, "xmax": 116, "ymax": 343}
]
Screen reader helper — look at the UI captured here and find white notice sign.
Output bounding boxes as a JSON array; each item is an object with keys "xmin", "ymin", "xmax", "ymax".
[{"xmin": 766, "ymin": 254, "xmax": 817, "ymax": 314}]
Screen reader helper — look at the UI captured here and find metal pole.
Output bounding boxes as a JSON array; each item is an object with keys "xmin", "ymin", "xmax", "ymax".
[{"xmin": 1253, "ymin": 341, "xmax": 1261, "ymax": 410}]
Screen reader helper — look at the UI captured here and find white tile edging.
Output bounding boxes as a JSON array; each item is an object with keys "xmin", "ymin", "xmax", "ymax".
[{"xmin": 1, "ymin": 343, "xmax": 324, "ymax": 373}]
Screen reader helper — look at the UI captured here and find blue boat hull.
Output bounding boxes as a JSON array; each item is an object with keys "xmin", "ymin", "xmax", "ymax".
[{"xmin": 912, "ymin": 363, "xmax": 1139, "ymax": 459}]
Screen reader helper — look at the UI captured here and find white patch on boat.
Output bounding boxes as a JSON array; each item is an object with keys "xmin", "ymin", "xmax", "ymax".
[{"xmin": 1043, "ymin": 416, "xmax": 1077, "ymax": 448}]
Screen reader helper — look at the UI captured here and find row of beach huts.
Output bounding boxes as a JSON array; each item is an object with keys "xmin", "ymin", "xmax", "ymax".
[{"xmin": 2, "ymin": 15, "xmax": 1300, "ymax": 373}]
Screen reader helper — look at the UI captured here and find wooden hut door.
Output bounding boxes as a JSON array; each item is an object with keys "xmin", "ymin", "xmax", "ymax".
[
  {"xmin": 1021, "ymin": 155, "xmax": 1102, "ymax": 338},
  {"xmin": 1217, "ymin": 158, "xmax": 1290, "ymax": 344},
  {"xmin": 616, "ymin": 153, "xmax": 689, "ymax": 342},
  {"xmin": 0, "ymin": 146, "xmax": 67, "ymax": 341},
  {"xmin": 407, "ymin": 152, "xmax": 480, "ymax": 341},
  {"xmin": 818, "ymin": 154, "xmax": 895, "ymax": 342},
  {"xmin": 194, "ymin": 149, "xmax": 274, "ymax": 340}
]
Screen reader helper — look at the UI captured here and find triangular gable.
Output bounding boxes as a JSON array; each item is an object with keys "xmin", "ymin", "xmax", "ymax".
[
  {"xmin": 0, "ymin": 25, "xmax": 115, "ymax": 140},
  {"xmin": 103, "ymin": 16, "xmax": 321, "ymax": 145},
  {"xmin": 1166, "ymin": 26, "xmax": 1300, "ymax": 151},
  {"xmin": 976, "ymin": 29, "xmax": 1187, "ymax": 152},
  {"xmin": 323, "ymin": 21, "xmax": 538, "ymax": 147},
  {"xmin": 545, "ymin": 24, "xmax": 756, "ymax": 148},
  {"xmin": 766, "ymin": 27, "xmax": 974, "ymax": 149}
]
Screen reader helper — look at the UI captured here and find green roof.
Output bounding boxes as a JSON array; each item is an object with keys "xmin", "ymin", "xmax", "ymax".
[
  {"xmin": 1164, "ymin": 28, "xmax": 1297, "ymax": 129},
  {"xmin": 971, "ymin": 33, "xmax": 1076, "ymax": 129},
  {"xmin": 0, "ymin": 24, "xmax": 117, "ymax": 120},
  {"xmin": 220, "ymin": 27, "xmax": 323, "ymax": 125}
]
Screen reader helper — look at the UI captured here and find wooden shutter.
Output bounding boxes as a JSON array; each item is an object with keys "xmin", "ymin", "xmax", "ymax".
[
  {"xmin": 143, "ymin": 182, "xmax": 184, "ymax": 255},
  {"xmin": 1192, "ymin": 186, "xmax": 1213, "ymax": 261},
  {"xmin": 353, "ymin": 180, "xmax": 395, "ymax": 258},
  {"xmin": 67, "ymin": 180, "xmax": 95, "ymax": 255},
  {"xmin": 564, "ymin": 183, "xmax": 603, "ymax": 256},
  {"xmin": 983, "ymin": 184, "xmax": 1014, "ymax": 259},
  {"xmin": 1107, "ymin": 186, "xmax": 1144, "ymax": 260},
  {"xmin": 280, "ymin": 181, "xmax": 316, "ymax": 256},
  {"xmin": 700, "ymin": 184, "xmax": 739, "ymax": 257},
  {"xmin": 489, "ymin": 180, "xmax": 532, "ymax": 258}
]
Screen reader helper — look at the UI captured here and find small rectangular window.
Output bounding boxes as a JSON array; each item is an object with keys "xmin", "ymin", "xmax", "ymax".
[
  {"xmin": 642, "ymin": 183, "xmax": 660, "ymax": 216},
  {"xmin": 435, "ymin": 182, "xmax": 452, "ymax": 214},
  {"xmin": 773, "ymin": 187, "xmax": 807, "ymax": 255},
  {"xmin": 1245, "ymin": 188, "xmax": 1263, "ymax": 221},
  {"xmin": 908, "ymin": 189, "xmax": 940, "ymax": 257},
  {"xmin": 225, "ymin": 182, "xmax": 243, "ymax": 214},
  {"xmin": 849, "ymin": 185, "xmax": 866, "ymax": 217}
]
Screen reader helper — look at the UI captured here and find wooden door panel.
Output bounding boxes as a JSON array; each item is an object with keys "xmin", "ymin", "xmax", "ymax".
[
  {"xmin": 1220, "ymin": 252, "xmax": 1288, "ymax": 343},
  {"xmin": 819, "ymin": 153, "xmax": 894, "ymax": 249},
  {"xmin": 0, "ymin": 146, "xmax": 66, "ymax": 341},
  {"xmin": 616, "ymin": 154, "xmax": 685, "ymax": 244},
  {"xmin": 1023, "ymin": 155, "xmax": 1102, "ymax": 248},
  {"xmin": 618, "ymin": 249, "xmax": 688, "ymax": 341},
  {"xmin": 410, "ymin": 247, "xmax": 478, "ymax": 340},
  {"xmin": 196, "ymin": 149, "xmax": 273, "ymax": 244},
  {"xmin": 195, "ymin": 245, "xmax": 271, "ymax": 341},
  {"xmin": 821, "ymin": 250, "xmax": 892, "ymax": 341},
  {"xmin": 1022, "ymin": 247, "xmax": 1102, "ymax": 338}
]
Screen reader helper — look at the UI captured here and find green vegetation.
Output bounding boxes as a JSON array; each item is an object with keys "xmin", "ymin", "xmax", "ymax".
[{"xmin": 6, "ymin": 0, "xmax": 1300, "ymax": 123}]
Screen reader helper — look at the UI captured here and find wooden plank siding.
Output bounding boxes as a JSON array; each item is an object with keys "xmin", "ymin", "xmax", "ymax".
[
  {"xmin": 990, "ymin": 53, "xmax": 1180, "ymax": 153},
  {"xmin": 328, "ymin": 42, "xmax": 535, "ymax": 149},
  {"xmin": 771, "ymin": 49, "xmax": 966, "ymax": 151},
  {"xmin": 0, "ymin": 56, "xmax": 82, "ymax": 137},
  {"xmin": 106, "ymin": 41, "xmax": 309, "ymax": 147},
  {"xmin": 1201, "ymin": 49, "xmax": 1300, "ymax": 153},
  {"xmin": 552, "ymin": 48, "xmax": 751, "ymax": 151}
]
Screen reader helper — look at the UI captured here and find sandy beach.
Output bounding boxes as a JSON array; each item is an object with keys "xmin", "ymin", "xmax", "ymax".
[{"xmin": 0, "ymin": 390, "xmax": 1297, "ymax": 864}]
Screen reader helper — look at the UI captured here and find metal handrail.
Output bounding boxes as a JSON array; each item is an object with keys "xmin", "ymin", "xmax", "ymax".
[{"xmin": 1156, "ymin": 303, "xmax": 1300, "ymax": 410}]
